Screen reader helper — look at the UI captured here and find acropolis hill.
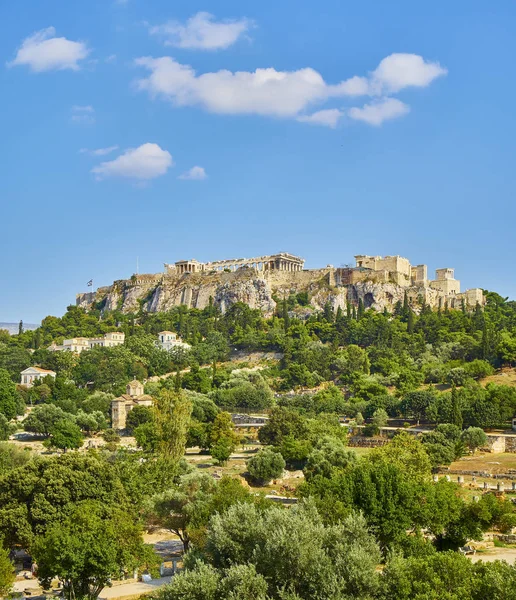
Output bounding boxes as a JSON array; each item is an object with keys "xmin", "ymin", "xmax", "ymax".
[{"xmin": 76, "ymin": 252, "xmax": 485, "ymax": 316}]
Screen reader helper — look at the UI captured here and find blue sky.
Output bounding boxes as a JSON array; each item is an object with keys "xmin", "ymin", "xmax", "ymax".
[{"xmin": 1, "ymin": 1, "xmax": 515, "ymax": 323}]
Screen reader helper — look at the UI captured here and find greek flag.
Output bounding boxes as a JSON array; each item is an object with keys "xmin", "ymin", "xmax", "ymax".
[{"xmin": 87, "ymin": 280, "xmax": 93, "ymax": 287}]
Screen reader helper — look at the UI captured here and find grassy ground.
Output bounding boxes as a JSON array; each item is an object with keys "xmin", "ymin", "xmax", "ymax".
[
  {"xmin": 481, "ymin": 367, "xmax": 516, "ymax": 388},
  {"xmin": 449, "ymin": 452, "xmax": 516, "ymax": 474}
]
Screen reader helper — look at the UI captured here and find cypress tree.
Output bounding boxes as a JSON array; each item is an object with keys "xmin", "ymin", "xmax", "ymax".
[
  {"xmin": 174, "ymin": 371, "xmax": 182, "ymax": 392},
  {"xmin": 481, "ymin": 322, "xmax": 489, "ymax": 360},
  {"xmin": 33, "ymin": 329, "xmax": 41, "ymax": 350},
  {"xmin": 357, "ymin": 298, "xmax": 365, "ymax": 319},
  {"xmin": 323, "ymin": 301, "xmax": 334, "ymax": 323},
  {"xmin": 18, "ymin": 320, "xmax": 24, "ymax": 335},
  {"xmin": 407, "ymin": 308, "xmax": 415, "ymax": 334},
  {"xmin": 282, "ymin": 298, "xmax": 290, "ymax": 332},
  {"xmin": 402, "ymin": 292, "xmax": 409, "ymax": 319},
  {"xmin": 346, "ymin": 301, "xmax": 352, "ymax": 319},
  {"xmin": 352, "ymin": 305, "xmax": 357, "ymax": 320},
  {"xmin": 336, "ymin": 305, "xmax": 343, "ymax": 322},
  {"xmin": 451, "ymin": 386, "xmax": 463, "ymax": 429}
]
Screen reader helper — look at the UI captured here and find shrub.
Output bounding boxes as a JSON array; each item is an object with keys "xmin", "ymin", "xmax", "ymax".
[
  {"xmin": 247, "ymin": 448, "xmax": 286, "ymax": 485},
  {"xmin": 362, "ymin": 423, "xmax": 379, "ymax": 437},
  {"xmin": 102, "ymin": 429, "xmax": 121, "ymax": 443}
]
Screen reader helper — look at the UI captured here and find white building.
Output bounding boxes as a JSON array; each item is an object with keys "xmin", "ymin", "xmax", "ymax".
[
  {"xmin": 88, "ymin": 332, "xmax": 125, "ymax": 348},
  {"xmin": 48, "ymin": 332, "xmax": 125, "ymax": 353},
  {"xmin": 157, "ymin": 331, "xmax": 190, "ymax": 352},
  {"xmin": 20, "ymin": 367, "xmax": 56, "ymax": 387},
  {"xmin": 48, "ymin": 337, "xmax": 91, "ymax": 353}
]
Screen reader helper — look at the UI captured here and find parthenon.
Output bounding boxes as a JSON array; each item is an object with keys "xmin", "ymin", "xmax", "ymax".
[{"xmin": 165, "ymin": 252, "xmax": 305, "ymax": 275}]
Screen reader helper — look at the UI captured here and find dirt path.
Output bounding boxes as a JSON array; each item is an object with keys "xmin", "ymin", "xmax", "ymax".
[
  {"xmin": 470, "ymin": 548, "xmax": 516, "ymax": 564},
  {"xmin": 99, "ymin": 576, "xmax": 172, "ymax": 599}
]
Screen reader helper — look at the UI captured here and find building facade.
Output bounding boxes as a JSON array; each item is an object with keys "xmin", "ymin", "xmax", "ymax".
[
  {"xmin": 48, "ymin": 332, "xmax": 125, "ymax": 353},
  {"xmin": 111, "ymin": 380, "xmax": 153, "ymax": 430},
  {"xmin": 20, "ymin": 367, "xmax": 56, "ymax": 387},
  {"xmin": 157, "ymin": 331, "xmax": 190, "ymax": 352},
  {"xmin": 165, "ymin": 252, "xmax": 305, "ymax": 275}
]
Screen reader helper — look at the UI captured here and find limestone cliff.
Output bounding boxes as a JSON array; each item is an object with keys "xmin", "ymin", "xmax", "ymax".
[{"xmin": 76, "ymin": 267, "xmax": 474, "ymax": 317}]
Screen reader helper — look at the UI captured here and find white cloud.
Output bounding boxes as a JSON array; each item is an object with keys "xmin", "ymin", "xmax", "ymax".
[
  {"xmin": 71, "ymin": 105, "xmax": 95, "ymax": 125},
  {"xmin": 371, "ymin": 53, "xmax": 447, "ymax": 93},
  {"xmin": 348, "ymin": 98, "xmax": 410, "ymax": 126},
  {"xmin": 137, "ymin": 57, "xmax": 335, "ymax": 117},
  {"xmin": 105, "ymin": 54, "xmax": 117, "ymax": 64},
  {"xmin": 149, "ymin": 12, "xmax": 251, "ymax": 50},
  {"xmin": 80, "ymin": 145, "xmax": 119, "ymax": 156},
  {"xmin": 8, "ymin": 27, "xmax": 89, "ymax": 72},
  {"xmin": 297, "ymin": 109, "xmax": 344, "ymax": 128},
  {"xmin": 178, "ymin": 166, "xmax": 207, "ymax": 180},
  {"xmin": 91, "ymin": 143, "xmax": 173, "ymax": 180},
  {"xmin": 135, "ymin": 53, "xmax": 446, "ymax": 121}
]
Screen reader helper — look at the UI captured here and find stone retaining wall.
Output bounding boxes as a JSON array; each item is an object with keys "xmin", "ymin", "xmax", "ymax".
[{"xmin": 349, "ymin": 436, "xmax": 389, "ymax": 448}]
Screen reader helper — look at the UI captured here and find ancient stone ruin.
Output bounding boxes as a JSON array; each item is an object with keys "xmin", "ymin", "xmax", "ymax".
[{"xmin": 77, "ymin": 252, "xmax": 485, "ymax": 317}]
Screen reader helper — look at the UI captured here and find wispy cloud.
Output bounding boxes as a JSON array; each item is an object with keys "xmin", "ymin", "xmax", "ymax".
[
  {"xmin": 91, "ymin": 143, "xmax": 173, "ymax": 180},
  {"xmin": 297, "ymin": 109, "xmax": 344, "ymax": 128},
  {"xmin": 80, "ymin": 145, "xmax": 119, "ymax": 156},
  {"xmin": 71, "ymin": 105, "xmax": 95, "ymax": 125},
  {"xmin": 148, "ymin": 12, "xmax": 252, "ymax": 51},
  {"xmin": 8, "ymin": 27, "xmax": 89, "ymax": 72},
  {"xmin": 348, "ymin": 98, "xmax": 410, "ymax": 126},
  {"xmin": 178, "ymin": 166, "xmax": 207, "ymax": 180}
]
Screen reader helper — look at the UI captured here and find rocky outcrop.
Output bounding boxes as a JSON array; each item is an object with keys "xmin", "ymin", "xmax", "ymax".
[
  {"xmin": 76, "ymin": 267, "xmax": 461, "ymax": 317},
  {"xmin": 77, "ymin": 271, "xmax": 278, "ymax": 316}
]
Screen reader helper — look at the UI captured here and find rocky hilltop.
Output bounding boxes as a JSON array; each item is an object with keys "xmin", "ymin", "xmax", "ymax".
[{"xmin": 76, "ymin": 266, "xmax": 476, "ymax": 317}]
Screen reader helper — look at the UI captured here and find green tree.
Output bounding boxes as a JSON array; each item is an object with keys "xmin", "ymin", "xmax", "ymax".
[
  {"xmin": 258, "ymin": 407, "xmax": 308, "ymax": 447},
  {"xmin": 125, "ymin": 405, "xmax": 154, "ymax": 434},
  {"xmin": 154, "ymin": 390, "xmax": 192, "ymax": 463},
  {"xmin": 247, "ymin": 448, "xmax": 286, "ymax": 485},
  {"xmin": 209, "ymin": 436, "xmax": 234, "ymax": 465},
  {"xmin": 0, "ymin": 369, "xmax": 18, "ymax": 420},
  {"xmin": 160, "ymin": 563, "xmax": 268, "ymax": 600},
  {"xmin": 0, "ymin": 414, "xmax": 14, "ymax": 441},
  {"xmin": 0, "ymin": 442, "xmax": 32, "ymax": 475},
  {"xmin": 24, "ymin": 404, "xmax": 71, "ymax": 437},
  {"xmin": 203, "ymin": 502, "xmax": 381, "ymax": 599},
  {"xmin": 134, "ymin": 421, "xmax": 160, "ymax": 453},
  {"xmin": 149, "ymin": 474, "xmax": 258, "ymax": 554},
  {"xmin": 32, "ymin": 501, "xmax": 155, "ymax": 600},
  {"xmin": 420, "ymin": 431, "xmax": 456, "ymax": 467},
  {"xmin": 45, "ymin": 419, "xmax": 84, "ymax": 451},
  {"xmin": 370, "ymin": 431, "xmax": 432, "ymax": 481},
  {"xmin": 150, "ymin": 472, "xmax": 217, "ymax": 553},
  {"xmin": 0, "ymin": 453, "xmax": 138, "ymax": 549},
  {"xmin": 304, "ymin": 437, "xmax": 357, "ymax": 481},
  {"xmin": 209, "ymin": 412, "xmax": 239, "ymax": 459},
  {"xmin": 372, "ymin": 408, "xmax": 388, "ymax": 429},
  {"xmin": 400, "ymin": 391, "xmax": 434, "ymax": 425},
  {"xmin": 75, "ymin": 410, "xmax": 107, "ymax": 434},
  {"xmin": 0, "ymin": 545, "xmax": 15, "ymax": 597},
  {"xmin": 451, "ymin": 386, "xmax": 463, "ymax": 429},
  {"xmin": 381, "ymin": 550, "xmax": 516, "ymax": 600},
  {"xmin": 461, "ymin": 427, "xmax": 487, "ymax": 453}
]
